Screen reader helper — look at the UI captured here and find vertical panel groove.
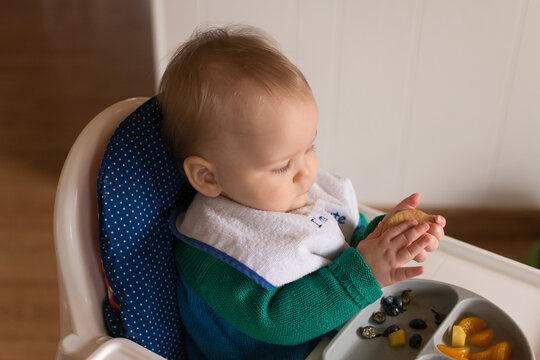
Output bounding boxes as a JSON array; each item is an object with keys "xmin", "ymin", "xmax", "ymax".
[
  {"xmin": 395, "ymin": 0, "xmax": 426, "ymax": 199},
  {"xmin": 328, "ymin": 0, "xmax": 346, "ymax": 173},
  {"xmin": 197, "ymin": 0, "xmax": 207, "ymax": 25},
  {"xmin": 487, "ymin": 0, "xmax": 530, "ymax": 196},
  {"xmin": 288, "ymin": 0, "xmax": 300, "ymax": 61}
]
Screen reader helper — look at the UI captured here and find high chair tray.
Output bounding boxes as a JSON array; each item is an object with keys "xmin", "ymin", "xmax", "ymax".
[
  {"xmin": 307, "ymin": 204, "xmax": 540, "ymax": 360},
  {"xmin": 321, "ymin": 278, "xmax": 534, "ymax": 360}
]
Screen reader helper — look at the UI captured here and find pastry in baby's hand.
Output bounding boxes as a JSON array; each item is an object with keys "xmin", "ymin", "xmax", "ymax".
[{"xmin": 382, "ymin": 209, "xmax": 434, "ymax": 233}]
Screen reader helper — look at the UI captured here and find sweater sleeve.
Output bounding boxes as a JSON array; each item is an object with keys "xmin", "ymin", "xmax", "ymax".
[
  {"xmin": 175, "ymin": 241, "xmax": 382, "ymax": 345},
  {"xmin": 350, "ymin": 214, "xmax": 386, "ymax": 248}
]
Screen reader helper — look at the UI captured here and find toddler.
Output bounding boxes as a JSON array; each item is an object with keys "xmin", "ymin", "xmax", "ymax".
[{"xmin": 159, "ymin": 25, "xmax": 445, "ymax": 359}]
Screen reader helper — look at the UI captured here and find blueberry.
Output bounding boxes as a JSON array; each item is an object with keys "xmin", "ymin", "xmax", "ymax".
[
  {"xmin": 381, "ymin": 296, "xmax": 394, "ymax": 307},
  {"xmin": 392, "ymin": 296, "xmax": 403, "ymax": 310},
  {"xmin": 385, "ymin": 304, "xmax": 400, "ymax": 317},
  {"xmin": 383, "ymin": 324, "xmax": 400, "ymax": 337},
  {"xmin": 370, "ymin": 311, "xmax": 386, "ymax": 324},
  {"xmin": 401, "ymin": 289, "xmax": 413, "ymax": 305},
  {"xmin": 409, "ymin": 318, "xmax": 427, "ymax": 330},
  {"xmin": 409, "ymin": 333, "xmax": 422, "ymax": 349},
  {"xmin": 358, "ymin": 326, "xmax": 378, "ymax": 339}
]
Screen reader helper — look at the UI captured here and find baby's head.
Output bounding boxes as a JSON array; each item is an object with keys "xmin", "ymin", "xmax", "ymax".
[{"xmin": 159, "ymin": 25, "xmax": 318, "ymax": 212}]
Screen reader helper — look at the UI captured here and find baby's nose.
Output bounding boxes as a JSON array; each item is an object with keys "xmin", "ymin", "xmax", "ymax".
[{"xmin": 293, "ymin": 161, "xmax": 311, "ymax": 184}]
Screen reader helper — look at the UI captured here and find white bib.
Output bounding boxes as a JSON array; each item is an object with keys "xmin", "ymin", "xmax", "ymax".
[{"xmin": 174, "ymin": 169, "xmax": 360, "ymax": 288}]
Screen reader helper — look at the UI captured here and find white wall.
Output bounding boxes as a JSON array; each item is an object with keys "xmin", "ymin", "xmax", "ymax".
[{"xmin": 151, "ymin": 0, "xmax": 540, "ymax": 209}]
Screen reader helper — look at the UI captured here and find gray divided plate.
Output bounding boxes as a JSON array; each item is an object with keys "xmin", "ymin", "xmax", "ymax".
[{"xmin": 323, "ymin": 279, "xmax": 534, "ymax": 360}]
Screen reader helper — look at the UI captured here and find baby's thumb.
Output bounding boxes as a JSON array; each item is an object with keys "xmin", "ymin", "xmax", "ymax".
[
  {"xmin": 392, "ymin": 266, "xmax": 424, "ymax": 283},
  {"xmin": 373, "ymin": 221, "xmax": 384, "ymax": 236},
  {"xmin": 395, "ymin": 193, "xmax": 420, "ymax": 209}
]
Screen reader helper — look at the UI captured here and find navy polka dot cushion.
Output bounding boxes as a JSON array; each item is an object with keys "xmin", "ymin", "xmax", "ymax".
[{"xmin": 98, "ymin": 97, "xmax": 195, "ymax": 359}]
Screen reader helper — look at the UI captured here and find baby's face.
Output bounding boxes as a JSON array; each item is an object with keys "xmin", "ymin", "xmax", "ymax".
[{"xmin": 209, "ymin": 93, "xmax": 319, "ymax": 212}]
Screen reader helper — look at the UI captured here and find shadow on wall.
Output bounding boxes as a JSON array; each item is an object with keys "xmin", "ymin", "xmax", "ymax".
[{"xmin": 479, "ymin": 185, "xmax": 540, "ymax": 210}]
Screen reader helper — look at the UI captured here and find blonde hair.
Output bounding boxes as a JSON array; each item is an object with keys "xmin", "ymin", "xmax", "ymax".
[{"xmin": 158, "ymin": 25, "xmax": 312, "ymax": 169}]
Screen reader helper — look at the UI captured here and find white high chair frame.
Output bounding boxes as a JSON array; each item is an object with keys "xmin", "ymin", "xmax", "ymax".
[{"xmin": 54, "ymin": 97, "xmax": 164, "ymax": 360}]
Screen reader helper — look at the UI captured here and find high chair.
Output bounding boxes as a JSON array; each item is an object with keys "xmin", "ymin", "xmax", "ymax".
[
  {"xmin": 54, "ymin": 97, "xmax": 540, "ymax": 360},
  {"xmin": 54, "ymin": 97, "xmax": 175, "ymax": 359}
]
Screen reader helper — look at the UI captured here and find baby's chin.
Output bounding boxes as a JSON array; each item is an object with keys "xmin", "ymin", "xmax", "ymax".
[
  {"xmin": 286, "ymin": 193, "xmax": 310, "ymax": 212},
  {"xmin": 232, "ymin": 193, "xmax": 310, "ymax": 213}
]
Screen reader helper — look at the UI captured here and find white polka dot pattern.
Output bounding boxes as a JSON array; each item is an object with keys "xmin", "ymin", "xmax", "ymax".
[{"xmin": 97, "ymin": 97, "xmax": 195, "ymax": 359}]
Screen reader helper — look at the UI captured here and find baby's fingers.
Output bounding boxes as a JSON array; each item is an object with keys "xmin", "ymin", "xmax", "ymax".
[
  {"xmin": 434, "ymin": 215, "xmax": 446, "ymax": 227},
  {"xmin": 413, "ymin": 250, "xmax": 428, "ymax": 263},
  {"xmin": 388, "ymin": 222, "xmax": 430, "ymax": 249},
  {"xmin": 391, "ymin": 265, "xmax": 425, "ymax": 284},
  {"xmin": 422, "ymin": 233, "xmax": 440, "ymax": 253},
  {"xmin": 382, "ymin": 219, "xmax": 418, "ymax": 240},
  {"xmin": 428, "ymin": 221, "xmax": 445, "ymax": 243},
  {"xmin": 386, "ymin": 193, "xmax": 421, "ymax": 220},
  {"xmin": 397, "ymin": 233, "xmax": 432, "ymax": 264}
]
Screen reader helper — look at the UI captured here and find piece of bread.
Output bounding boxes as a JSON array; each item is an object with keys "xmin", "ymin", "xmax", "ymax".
[{"xmin": 382, "ymin": 209, "xmax": 434, "ymax": 233}]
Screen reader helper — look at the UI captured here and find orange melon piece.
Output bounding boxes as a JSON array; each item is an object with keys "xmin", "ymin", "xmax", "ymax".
[
  {"xmin": 469, "ymin": 348, "xmax": 493, "ymax": 360},
  {"xmin": 458, "ymin": 317, "xmax": 488, "ymax": 336},
  {"xmin": 469, "ymin": 341, "xmax": 513, "ymax": 360},
  {"xmin": 437, "ymin": 344, "xmax": 470, "ymax": 359},
  {"xmin": 491, "ymin": 341, "xmax": 512, "ymax": 360},
  {"xmin": 468, "ymin": 328, "xmax": 494, "ymax": 347}
]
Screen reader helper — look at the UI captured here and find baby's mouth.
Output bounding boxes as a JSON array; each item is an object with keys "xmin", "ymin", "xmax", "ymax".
[{"xmin": 301, "ymin": 184, "xmax": 314, "ymax": 197}]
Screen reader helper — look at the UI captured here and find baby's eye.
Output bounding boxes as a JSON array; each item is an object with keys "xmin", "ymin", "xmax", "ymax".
[
  {"xmin": 308, "ymin": 144, "xmax": 316, "ymax": 152},
  {"xmin": 272, "ymin": 161, "xmax": 291, "ymax": 174}
]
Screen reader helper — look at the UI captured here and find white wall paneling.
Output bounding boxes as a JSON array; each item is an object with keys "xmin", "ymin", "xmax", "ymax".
[
  {"xmin": 492, "ymin": 0, "xmax": 540, "ymax": 208},
  {"xmin": 151, "ymin": 0, "xmax": 540, "ymax": 209}
]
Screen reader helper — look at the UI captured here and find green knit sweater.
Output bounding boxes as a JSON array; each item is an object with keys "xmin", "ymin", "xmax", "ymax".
[{"xmin": 175, "ymin": 213, "xmax": 385, "ymax": 345}]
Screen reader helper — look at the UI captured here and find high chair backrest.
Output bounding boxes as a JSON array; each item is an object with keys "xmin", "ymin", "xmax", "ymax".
[
  {"xmin": 54, "ymin": 98, "xmax": 146, "ymax": 357},
  {"xmin": 54, "ymin": 97, "xmax": 193, "ymax": 359}
]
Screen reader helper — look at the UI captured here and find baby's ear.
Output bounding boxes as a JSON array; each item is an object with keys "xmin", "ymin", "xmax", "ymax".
[{"xmin": 183, "ymin": 156, "xmax": 222, "ymax": 197}]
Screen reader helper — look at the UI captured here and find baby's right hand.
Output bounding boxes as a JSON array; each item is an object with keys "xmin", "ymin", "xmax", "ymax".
[{"xmin": 355, "ymin": 219, "xmax": 432, "ymax": 288}]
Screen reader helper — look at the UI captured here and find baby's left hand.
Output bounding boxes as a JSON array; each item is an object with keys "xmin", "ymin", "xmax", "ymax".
[{"xmin": 383, "ymin": 193, "xmax": 446, "ymax": 262}]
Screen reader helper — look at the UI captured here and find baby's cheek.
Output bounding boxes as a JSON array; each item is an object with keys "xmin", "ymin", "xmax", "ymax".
[
  {"xmin": 308, "ymin": 152, "xmax": 319, "ymax": 177},
  {"xmin": 256, "ymin": 186, "xmax": 291, "ymax": 211}
]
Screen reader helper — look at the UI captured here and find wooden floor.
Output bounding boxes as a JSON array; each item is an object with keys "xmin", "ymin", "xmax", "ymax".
[
  {"xmin": 0, "ymin": 1, "xmax": 154, "ymax": 359},
  {"xmin": 0, "ymin": 2, "xmax": 538, "ymax": 360}
]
